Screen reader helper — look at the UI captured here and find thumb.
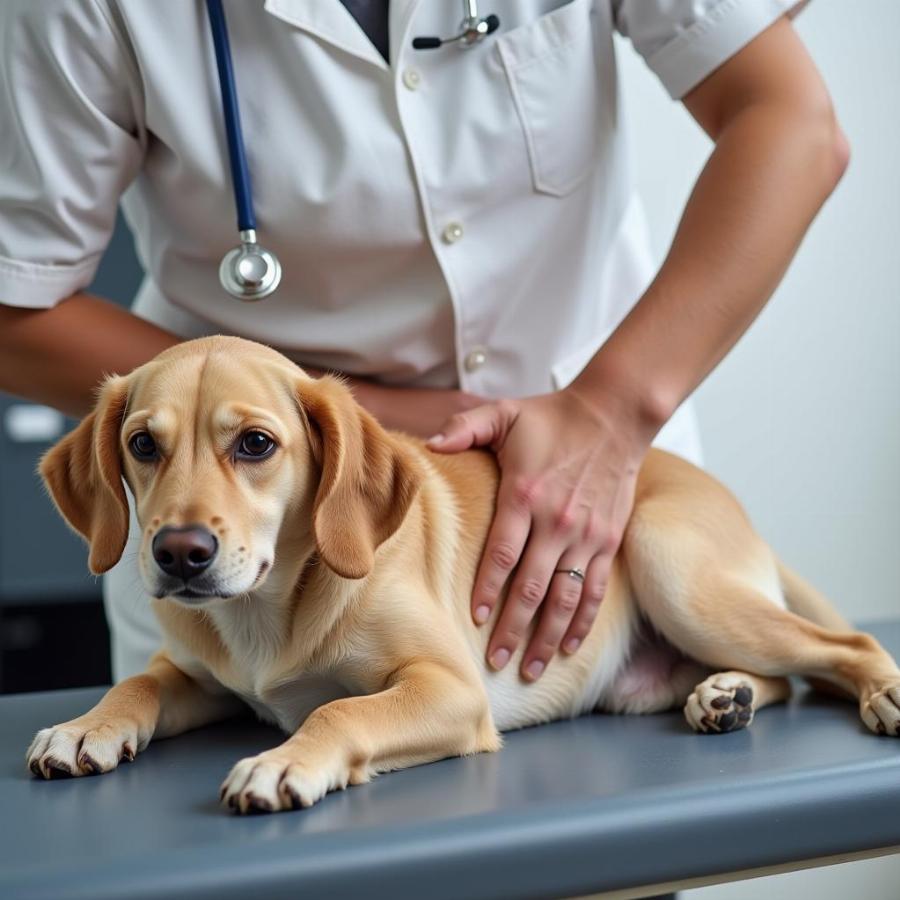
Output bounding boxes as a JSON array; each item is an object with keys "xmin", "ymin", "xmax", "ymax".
[{"xmin": 426, "ymin": 403, "xmax": 507, "ymax": 453}]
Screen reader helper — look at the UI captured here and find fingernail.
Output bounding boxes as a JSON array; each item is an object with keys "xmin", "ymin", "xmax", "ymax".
[
  {"xmin": 563, "ymin": 637, "xmax": 581, "ymax": 654},
  {"xmin": 474, "ymin": 605, "xmax": 490, "ymax": 624},
  {"xmin": 524, "ymin": 659, "xmax": 545, "ymax": 681},
  {"xmin": 490, "ymin": 648, "xmax": 510, "ymax": 670},
  {"xmin": 426, "ymin": 433, "xmax": 445, "ymax": 446}
]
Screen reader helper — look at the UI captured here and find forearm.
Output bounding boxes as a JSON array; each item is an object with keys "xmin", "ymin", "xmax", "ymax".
[
  {"xmin": 0, "ymin": 292, "xmax": 181, "ymax": 417},
  {"xmin": 570, "ymin": 22, "xmax": 848, "ymax": 439},
  {"xmin": 572, "ymin": 103, "xmax": 847, "ymax": 437},
  {"xmin": 0, "ymin": 290, "xmax": 477, "ymax": 436},
  {"xmin": 346, "ymin": 378, "xmax": 486, "ymax": 438}
]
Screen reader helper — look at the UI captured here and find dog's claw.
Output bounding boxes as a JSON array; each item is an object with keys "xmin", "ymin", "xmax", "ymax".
[
  {"xmin": 78, "ymin": 753, "xmax": 98, "ymax": 774},
  {"xmin": 45, "ymin": 757, "xmax": 72, "ymax": 777},
  {"xmin": 243, "ymin": 792, "xmax": 274, "ymax": 814}
]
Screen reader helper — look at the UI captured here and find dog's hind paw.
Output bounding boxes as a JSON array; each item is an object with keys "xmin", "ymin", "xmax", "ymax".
[
  {"xmin": 861, "ymin": 682, "xmax": 900, "ymax": 737},
  {"xmin": 684, "ymin": 672, "xmax": 754, "ymax": 735}
]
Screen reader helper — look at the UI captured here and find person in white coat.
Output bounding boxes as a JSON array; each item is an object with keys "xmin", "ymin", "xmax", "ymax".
[{"xmin": 0, "ymin": 1, "xmax": 847, "ymax": 683}]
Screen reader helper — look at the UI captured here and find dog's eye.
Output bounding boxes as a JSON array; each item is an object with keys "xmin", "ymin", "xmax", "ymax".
[
  {"xmin": 129, "ymin": 431, "xmax": 158, "ymax": 460},
  {"xmin": 237, "ymin": 430, "xmax": 276, "ymax": 460}
]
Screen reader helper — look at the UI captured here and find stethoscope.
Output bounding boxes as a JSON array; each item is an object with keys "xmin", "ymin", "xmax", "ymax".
[{"xmin": 206, "ymin": 0, "xmax": 501, "ymax": 302}]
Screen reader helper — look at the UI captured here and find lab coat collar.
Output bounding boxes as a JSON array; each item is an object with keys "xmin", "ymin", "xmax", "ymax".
[{"xmin": 264, "ymin": 0, "xmax": 421, "ymax": 71}]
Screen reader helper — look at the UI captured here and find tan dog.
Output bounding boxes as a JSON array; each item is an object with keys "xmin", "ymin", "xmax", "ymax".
[{"xmin": 26, "ymin": 336, "xmax": 900, "ymax": 813}]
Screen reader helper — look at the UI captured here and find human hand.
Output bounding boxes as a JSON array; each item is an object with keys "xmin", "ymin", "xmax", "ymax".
[{"xmin": 426, "ymin": 387, "xmax": 652, "ymax": 681}]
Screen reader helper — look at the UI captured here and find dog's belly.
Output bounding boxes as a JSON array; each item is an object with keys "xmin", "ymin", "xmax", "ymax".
[
  {"xmin": 480, "ymin": 630, "xmax": 637, "ymax": 732},
  {"xmin": 238, "ymin": 675, "xmax": 351, "ymax": 734}
]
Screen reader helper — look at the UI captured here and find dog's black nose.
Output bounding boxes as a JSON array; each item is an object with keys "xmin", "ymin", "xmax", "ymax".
[{"xmin": 152, "ymin": 526, "xmax": 218, "ymax": 580}]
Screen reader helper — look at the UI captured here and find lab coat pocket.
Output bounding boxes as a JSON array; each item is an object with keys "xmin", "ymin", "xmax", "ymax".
[
  {"xmin": 550, "ymin": 324, "xmax": 616, "ymax": 390},
  {"xmin": 498, "ymin": 0, "xmax": 601, "ymax": 197}
]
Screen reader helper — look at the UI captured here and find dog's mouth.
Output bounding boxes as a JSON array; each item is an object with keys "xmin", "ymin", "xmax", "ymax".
[
  {"xmin": 172, "ymin": 587, "xmax": 217, "ymax": 600},
  {"xmin": 160, "ymin": 560, "xmax": 273, "ymax": 605},
  {"xmin": 164, "ymin": 586, "xmax": 228, "ymax": 605}
]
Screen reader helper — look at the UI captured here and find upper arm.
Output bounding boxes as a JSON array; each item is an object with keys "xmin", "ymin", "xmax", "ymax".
[
  {"xmin": 0, "ymin": 0, "xmax": 144, "ymax": 309},
  {"xmin": 682, "ymin": 16, "xmax": 837, "ymax": 140},
  {"xmin": 613, "ymin": 0, "xmax": 803, "ymax": 100}
]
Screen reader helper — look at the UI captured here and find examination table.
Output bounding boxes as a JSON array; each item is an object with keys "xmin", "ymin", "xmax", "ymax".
[{"xmin": 2, "ymin": 620, "xmax": 898, "ymax": 900}]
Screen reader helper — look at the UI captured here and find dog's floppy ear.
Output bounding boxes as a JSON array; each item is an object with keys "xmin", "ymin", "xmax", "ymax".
[
  {"xmin": 297, "ymin": 375, "xmax": 424, "ymax": 579},
  {"xmin": 39, "ymin": 375, "xmax": 131, "ymax": 575}
]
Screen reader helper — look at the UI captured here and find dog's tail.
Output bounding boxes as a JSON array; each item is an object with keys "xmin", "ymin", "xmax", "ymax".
[{"xmin": 776, "ymin": 557, "xmax": 852, "ymax": 632}]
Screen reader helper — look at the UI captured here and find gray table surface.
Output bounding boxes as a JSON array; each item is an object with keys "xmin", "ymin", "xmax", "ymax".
[{"xmin": 2, "ymin": 621, "xmax": 899, "ymax": 900}]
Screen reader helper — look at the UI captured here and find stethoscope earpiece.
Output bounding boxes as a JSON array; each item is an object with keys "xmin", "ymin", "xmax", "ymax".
[
  {"xmin": 412, "ymin": 3, "xmax": 500, "ymax": 50},
  {"xmin": 219, "ymin": 229, "xmax": 282, "ymax": 302}
]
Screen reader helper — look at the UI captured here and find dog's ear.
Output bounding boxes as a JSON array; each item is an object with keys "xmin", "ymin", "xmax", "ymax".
[
  {"xmin": 297, "ymin": 375, "xmax": 424, "ymax": 579},
  {"xmin": 38, "ymin": 375, "xmax": 130, "ymax": 575}
]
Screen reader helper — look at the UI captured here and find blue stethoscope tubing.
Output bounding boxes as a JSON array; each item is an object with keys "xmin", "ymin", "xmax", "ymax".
[
  {"xmin": 206, "ymin": 0, "xmax": 282, "ymax": 301},
  {"xmin": 206, "ymin": 0, "xmax": 254, "ymax": 232},
  {"xmin": 205, "ymin": 0, "xmax": 500, "ymax": 302}
]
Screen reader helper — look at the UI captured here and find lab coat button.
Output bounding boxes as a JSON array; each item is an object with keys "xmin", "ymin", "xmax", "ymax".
[
  {"xmin": 402, "ymin": 68, "xmax": 422, "ymax": 90},
  {"xmin": 464, "ymin": 347, "xmax": 488, "ymax": 372},
  {"xmin": 442, "ymin": 221, "xmax": 464, "ymax": 244}
]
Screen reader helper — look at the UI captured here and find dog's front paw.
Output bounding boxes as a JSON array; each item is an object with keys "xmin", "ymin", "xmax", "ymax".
[
  {"xmin": 26, "ymin": 718, "xmax": 142, "ymax": 779},
  {"xmin": 861, "ymin": 682, "xmax": 900, "ymax": 737},
  {"xmin": 684, "ymin": 672, "xmax": 755, "ymax": 734},
  {"xmin": 220, "ymin": 749, "xmax": 353, "ymax": 814}
]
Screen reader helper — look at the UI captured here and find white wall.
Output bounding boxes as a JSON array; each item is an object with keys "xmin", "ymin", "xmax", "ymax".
[
  {"xmin": 614, "ymin": 0, "xmax": 900, "ymax": 896},
  {"xmin": 619, "ymin": 0, "xmax": 900, "ymax": 620}
]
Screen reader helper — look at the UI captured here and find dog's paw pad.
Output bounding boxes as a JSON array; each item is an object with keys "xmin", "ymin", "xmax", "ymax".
[
  {"xmin": 685, "ymin": 673, "xmax": 755, "ymax": 734},
  {"xmin": 862, "ymin": 682, "xmax": 900, "ymax": 737}
]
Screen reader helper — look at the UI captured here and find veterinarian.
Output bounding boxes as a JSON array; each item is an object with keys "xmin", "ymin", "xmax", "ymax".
[{"xmin": 0, "ymin": 1, "xmax": 846, "ymax": 683}]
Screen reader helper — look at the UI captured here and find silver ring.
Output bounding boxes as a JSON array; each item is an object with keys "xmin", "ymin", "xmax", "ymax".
[{"xmin": 554, "ymin": 567, "xmax": 585, "ymax": 583}]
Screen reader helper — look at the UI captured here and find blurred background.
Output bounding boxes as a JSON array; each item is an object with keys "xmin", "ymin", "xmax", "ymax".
[
  {"xmin": 0, "ymin": 0, "xmax": 896, "ymax": 895},
  {"xmin": 0, "ymin": 215, "xmax": 140, "ymax": 694}
]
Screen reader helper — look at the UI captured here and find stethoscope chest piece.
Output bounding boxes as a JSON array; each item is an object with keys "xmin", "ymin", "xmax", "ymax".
[{"xmin": 219, "ymin": 229, "xmax": 282, "ymax": 301}]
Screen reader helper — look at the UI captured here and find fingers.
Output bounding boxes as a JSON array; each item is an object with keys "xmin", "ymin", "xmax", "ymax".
[
  {"xmin": 426, "ymin": 400, "xmax": 519, "ymax": 453},
  {"xmin": 486, "ymin": 541, "xmax": 617, "ymax": 681},
  {"xmin": 517, "ymin": 555, "xmax": 587, "ymax": 681},
  {"xmin": 559, "ymin": 553, "xmax": 610, "ymax": 656},
  {"xmin": 470, "ymin": 481, "xmax": 532, "ymax": 632},
  {"xmin": 486, "ymin": 528, "xmax": 565, "ymax": 675},
  {"xmin": 473, "ymin": 472, "xmax": 619, "ymax": 681}
]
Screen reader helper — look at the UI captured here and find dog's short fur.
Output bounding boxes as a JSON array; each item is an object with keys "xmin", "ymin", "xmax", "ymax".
[{"xmin": 26, "ymin": 337, "xmax": 900, "ymax": 813}]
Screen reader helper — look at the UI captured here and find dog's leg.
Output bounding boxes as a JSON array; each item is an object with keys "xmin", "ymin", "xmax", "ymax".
[
  {"xmin": 684, "ymin": 670, "xmax": 791, "ymax": 734},
  {"xmin": 220, "ymin": 660, "xmax": 499, "ymax": 814},
  {"xmin": 26, "ymin": 653, "xmax": 242, "ymax": 778},
  {"xmin": 630, "ymin": 559, "xmax": 900, "ymax": 737},
  {"xmin": 623, "ymin": 465, "xmax": 900, "ymax": 738}
]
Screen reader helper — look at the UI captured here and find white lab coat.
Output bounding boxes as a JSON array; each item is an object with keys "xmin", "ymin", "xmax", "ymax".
[{"xmin": 0, "ymin": 0, "xmax": 796, "ymax": 678}]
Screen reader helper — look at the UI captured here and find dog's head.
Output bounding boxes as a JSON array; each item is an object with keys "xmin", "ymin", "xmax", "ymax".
[{"xmin": 39, "ymin": 336, "xmax": 423, "ymax": 605}]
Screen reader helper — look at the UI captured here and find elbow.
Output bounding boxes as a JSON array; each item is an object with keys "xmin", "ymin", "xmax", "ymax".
[
  {"xmin": 830, "ymin": 121, "xmax": 851, "ymax": 186},
  {"xmin": 809, "ymin": 102, "xmax": 850, "ymax": 194}
]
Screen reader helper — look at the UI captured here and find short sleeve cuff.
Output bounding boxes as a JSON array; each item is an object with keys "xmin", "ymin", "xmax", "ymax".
[
  {"xmin": 0, "ymin": 253, "xmax": 101, "ymax": 309},
  {"xmin": 647, "ymin": 0, "xmax": 799, "ymax": 99}
]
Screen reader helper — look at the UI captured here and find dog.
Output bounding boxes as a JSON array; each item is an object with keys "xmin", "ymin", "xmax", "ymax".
[{"xmin": 26, "ymin": 336, "xmax": 900, "ymax": 813}]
